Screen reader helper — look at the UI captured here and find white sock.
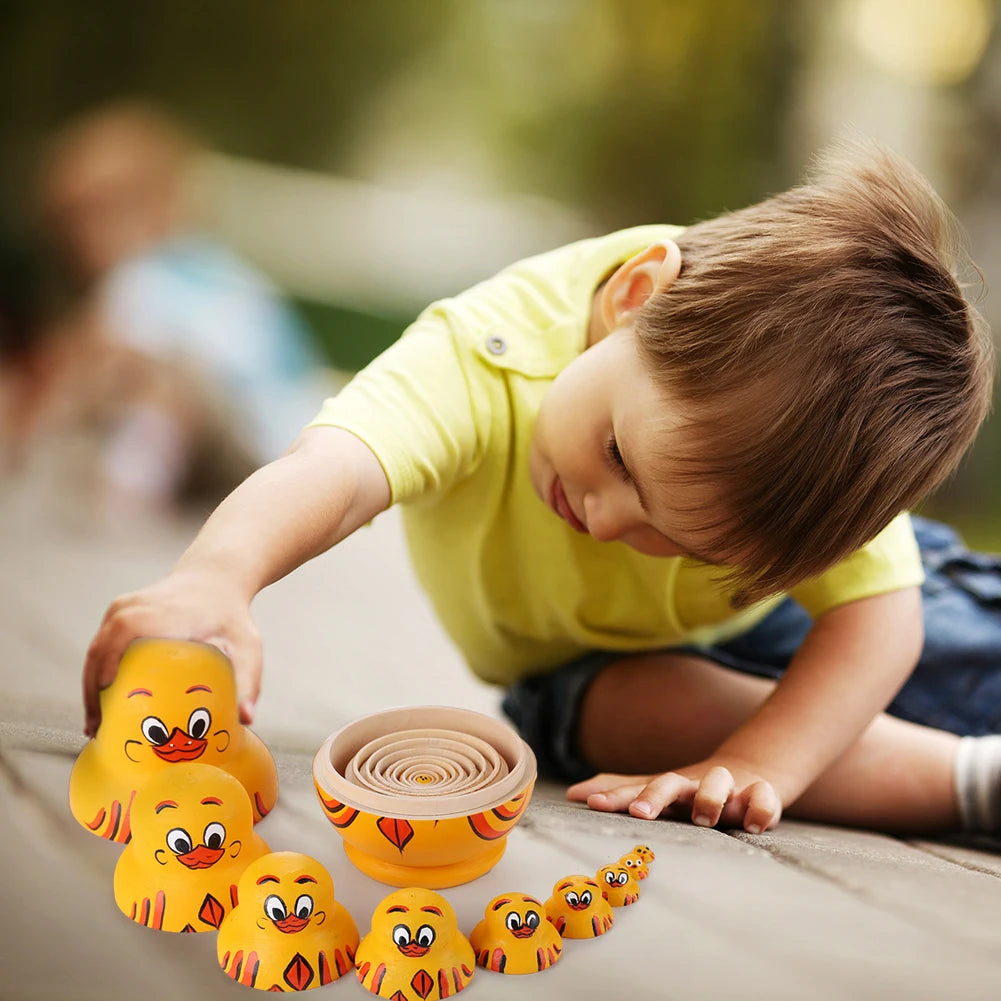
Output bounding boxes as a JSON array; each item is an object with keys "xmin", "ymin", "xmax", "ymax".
[{"xmin": 954, "ymin": 735, "xmax": 1001, "ymax": 832}]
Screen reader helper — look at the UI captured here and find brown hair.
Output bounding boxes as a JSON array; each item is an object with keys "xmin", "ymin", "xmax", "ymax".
[{"xmin": 635, "ymin": 140, "xmax": 994, "ymax": 606}]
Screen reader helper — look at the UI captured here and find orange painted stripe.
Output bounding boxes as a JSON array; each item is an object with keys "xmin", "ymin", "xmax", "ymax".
[
  {"xmin": 151, "ymin": 890, "xmax": 165, "ymax": 930},
  {"xmin": 86, "ymin": 806, "xmax": 106, "ymax": 832}
]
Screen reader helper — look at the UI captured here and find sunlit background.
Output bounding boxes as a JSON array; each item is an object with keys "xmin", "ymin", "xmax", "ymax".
[{"xmin": 0, "ymin": 0, "xmax": 998, "ymax": 539}]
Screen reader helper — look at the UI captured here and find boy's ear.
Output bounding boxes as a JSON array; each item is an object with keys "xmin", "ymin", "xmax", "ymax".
[{"xmin": 600, "ymin": 241, "xmax": 682, "ymax": 331}]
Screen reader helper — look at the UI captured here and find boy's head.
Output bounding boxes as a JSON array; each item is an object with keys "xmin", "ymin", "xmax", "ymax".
[{"xmin": 532, "ymin": 141, "xmax": 993, "ymax": 605}]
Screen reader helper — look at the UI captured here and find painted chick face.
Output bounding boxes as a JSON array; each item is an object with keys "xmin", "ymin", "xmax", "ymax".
[
  {"xmin": 103, "ymin": 639, "xmax": 239, "ymax": 768},
  {"xmin": 619, "ymin": 850, "xmax": 649, "ymax": 880},
  {"xmin": 133, "ymin": 764, "xmax": 251, "ymax": 868},
  {"xmin": 596, "ymin": 864, "xmax": 641, "ymax": 907},
  {"xmin": 632, "ymin": 843, "xmax": 656, "ymax": 863},
  {"xmin": 355, "ymin": 888, "xmax": 475, "ymax": 999},
  {"xmin": 243, "ymin": 853, "xmax": 335, "ymax": 936},
  {"xmin": 470, "ymin": 893, "xmax": 562, "ymax": 974},
  {"xmin": 543, "ymin": 876, "xmax": 614, "ymax": 938}
]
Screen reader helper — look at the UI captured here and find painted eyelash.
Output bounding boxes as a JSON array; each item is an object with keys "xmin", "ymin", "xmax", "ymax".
[{"xmin": 604, "ymin": 435, "xmax": 631, "ymax": 482}]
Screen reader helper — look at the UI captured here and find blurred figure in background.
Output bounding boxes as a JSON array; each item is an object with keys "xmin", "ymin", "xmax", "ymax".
[{"xmin": 13, "ymin": 100, "xmax": 328, "ymax": 516}]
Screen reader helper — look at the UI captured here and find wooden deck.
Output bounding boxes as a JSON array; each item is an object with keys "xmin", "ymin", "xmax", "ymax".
[{"xmin": 4, "ymin": 469, "xmax": 1001, "ymax": 1001}]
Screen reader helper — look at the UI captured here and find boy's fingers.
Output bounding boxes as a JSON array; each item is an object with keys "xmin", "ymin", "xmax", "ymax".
[
  {"xmin": 567, "ymin": 773, "xmax": 645, "ymax": 802},
  {"xmin": 586, "ymin": 784, "xmax": 648, "ymax": 812},
  {"xmin": 743, "ymin": 781, "xmax": 781, "ymax": 834},
  {"xmin": 628, "ymin": 772, "xmax": 696, "ymax": 819},
  {"xmin": 691, "ymin": 766, "xmax": 735, "ymax": 828}
]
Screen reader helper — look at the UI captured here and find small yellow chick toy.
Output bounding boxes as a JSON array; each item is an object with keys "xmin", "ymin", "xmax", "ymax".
[
  {"xmin": 596, "ymin": 863, "xmax": 641, "ymax": 907},
  {"xmin": 619, "ymin": 850, "xmax": 650, "ymax": 881},
  {"xmin": 114, "ymin": 763, "xmax": 270, "ymax": 932},
  {"xmin": 632, "ymin": 843, "xmax": 656, "ymax": 864},
  {"xmin": 469, "ymin": 892, "xmax": 562, "ymax": 975},
  {"xmin": 543, "ymin": 876, "xmax": 614, "ymax": 938},
  {"xmin": 217, "ymin": 852, "xmax": 359, "ymax": 991},
  {"xmin": 70, "ymin": 638, "xmax": 278, "ymax": 842},
  {"xmin": 355, "ymin": 887, "xmax": 475, "ymax": 999}
]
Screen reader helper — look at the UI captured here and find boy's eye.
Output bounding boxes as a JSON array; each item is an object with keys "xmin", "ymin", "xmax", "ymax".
[{"xmin": 604, "ymin": 434, "xmax": 630, "ymax": 482}]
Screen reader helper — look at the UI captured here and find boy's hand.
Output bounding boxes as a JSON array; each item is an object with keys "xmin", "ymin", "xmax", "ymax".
[
  {"xmin": 567, "ymin": 758, "xmax": 783, "ymax": 834},
  {"xmin": 83, "ymin": 569, "xmax": 261, "ymax": 738}
]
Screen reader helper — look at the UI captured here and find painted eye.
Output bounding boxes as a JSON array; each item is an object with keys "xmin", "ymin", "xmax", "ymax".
[
  {"xmin": 294, "ymin": 895, "xmax": 314, "ymax": 919},
  {"xmin": 415, "ymin": 924, "xmax": 436, "ymax": 949},
  {"xmin": 141, "ymin": 716, "xmax": 170, "ymax": 745},
  {"xmin": 580, "ymin": 890, "xmax": 592, "ymax": 906},
  {"xmin": 203, "ymin": 822, "xmax": 226, "ymax": 849},
  {"xmin": 505, "ymin": 912, "xmax": 522, "ymax": 931},
  {"xmin": 564, "ymin": 891, "xmax": 579, "ymax": 907},
  {"xmin": 525, "ymin": 910, "xmax": 540, "ymax": 928},
  {"xmin": 187, "ymin": 707, "xmax": 211, "ymax": 739},
  {"xmin": 604, "ymin": 870, "xmax": 617, "ymax": 885},
  {"xmin": 165, "ymin": 827, "xmax": 192, "ymax": 855},
  {"xmin": 265, "ymin": 895, "xmax": 287, "ymax": 921},
  {"xmin": 624, "ymin": 858, "xmax": 634, "ymax": 867},
  {"xmin": 392, "ymin": 924, "xmax": 411, "ymax": 947},
  {"xmin": 617, "ymin": 871, "xmax": 629, "ymax": 885}
]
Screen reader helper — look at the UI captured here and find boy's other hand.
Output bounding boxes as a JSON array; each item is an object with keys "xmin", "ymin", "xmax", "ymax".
[
  {"xmin": 567, "ymin": 758, "xmax": 783, "ymax": 834},
  {"xmin": 82, "ymin": 569, "xmax": 261, "ymax": 738}
]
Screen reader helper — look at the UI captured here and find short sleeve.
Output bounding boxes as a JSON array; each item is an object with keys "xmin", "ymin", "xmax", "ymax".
[
  {"xmin": 306, "ymin": 307, "xmax": 485, "ymax": 503},
  {"xmin": 789, "ymin": 512, "xmax": 925, "ymax": 618}
]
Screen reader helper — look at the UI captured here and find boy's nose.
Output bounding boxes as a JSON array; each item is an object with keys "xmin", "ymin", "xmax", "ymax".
[{"xmin": 583, "ymin": 494, "xmax": 626, "ymax": 542}]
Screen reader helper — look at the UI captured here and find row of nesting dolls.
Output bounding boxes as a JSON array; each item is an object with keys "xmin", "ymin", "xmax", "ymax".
[
  {"xmin": 111, "ymin": 757, "xmax": 652, "ymax": 994},
  {"xmin": 221, "ymin": 847, "xmax": 652, "ymax": 995}
]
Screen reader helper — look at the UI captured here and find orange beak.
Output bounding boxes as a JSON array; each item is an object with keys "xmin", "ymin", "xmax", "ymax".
[
  {"xmin": 176, "ymin": 844, "xmax": 224, "ymax": 869},
  {"xmin": 398, "ymin": 943, "xmax": 430, "ymax": 958},
  {"xmin": 274, "ymin": 914, "xmax": 310, "ymax": 934},
  {"xmin": 152, "ymin": 728, "xmax": 207, "ymax": 762}
]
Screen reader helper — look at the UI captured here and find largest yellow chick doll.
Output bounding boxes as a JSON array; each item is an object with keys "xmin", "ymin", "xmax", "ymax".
[{"xmin": 70, "ymin": 638, "xmax": 278, "ymax": 842}]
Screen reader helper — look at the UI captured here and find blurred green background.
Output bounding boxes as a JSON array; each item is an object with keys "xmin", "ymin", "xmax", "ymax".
[{"xmin": 0, "ymin": 0, "xmax": 999, "ymax": 539}]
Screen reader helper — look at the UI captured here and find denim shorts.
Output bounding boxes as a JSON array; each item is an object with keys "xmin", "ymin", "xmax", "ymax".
[{"xmin": 502, "ymin": 517, "xmax": 1001, "ymax": 782}]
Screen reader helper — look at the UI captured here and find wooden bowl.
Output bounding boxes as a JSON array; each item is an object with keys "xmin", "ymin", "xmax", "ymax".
[{"xmin": 312, "ymin": 707, "xmax": 536, "ymax": 888}]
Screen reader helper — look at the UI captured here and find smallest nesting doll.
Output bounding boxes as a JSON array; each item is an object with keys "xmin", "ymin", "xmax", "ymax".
[
  {"xmin": 596, "ymin": 863, "xmax": 641, "ymax": 907},
  {"xmin": 631, "ymin": 844, "xmax": 656, "ymax": 864},
  {"xmin": 544, "ymin": 876, "xmax": 614, "ymax": 938},
  {"xmin": 470, "ymin": 893, "xmax": 562, "ymax": 975},
  {"xmin": 619, "ymin": 850, "xmax": 649, "ymax": 881},
  {"xmin": 217, "ymin": 852, "xmax": 359, "ymax": 991}
]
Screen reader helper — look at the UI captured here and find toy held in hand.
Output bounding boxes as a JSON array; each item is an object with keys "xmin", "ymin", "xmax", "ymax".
[
  {"xmin": 355, "ymin": 887, "xmax": 475, "ymax": 998},
  {"xmin": 470, "ymin": 892, "xmax": 562, "ymax": 974},
  {"xmin": 596, "ymin": 863, "xmax": 640, "ymax": 907},
  {"xmin": 543, "ymin": 876, "xmax": 614, "ymax": 938},
  {"xmin": 113, "ymin": 763, "xmax": 270, "ymax": 932},
  {"xmin": 70, "ymin": 638, "xmax": 278, "ymax": 842},
  {"xmin": 217, "ymin": 852, "xmax": 359, "ymax": 991}
]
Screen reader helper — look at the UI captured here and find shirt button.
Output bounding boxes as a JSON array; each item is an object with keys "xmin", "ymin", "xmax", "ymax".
[{"xmin": 486, "ymin": 335, "xmax": 506, "ymax": 355}]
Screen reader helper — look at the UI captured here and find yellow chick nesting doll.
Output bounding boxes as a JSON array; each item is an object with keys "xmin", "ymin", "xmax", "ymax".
[
  {"xmin": 632, "ymin": 843, "xmax": 656, "ymax": 864},
  {"xmin": 114, "ymin": 763, "xmax": 270, "ymax": 932},
  {"xmin": 217, "ymin": 852, "xmax": 359, "ymax": 991},
  {"xmin": 70, "ymin": 638, "xmax": 278, "ymax": 842},
  {"xmin": 596, "ymin": 863, "xmax": 641, "ymax": 907},
  {"xmin": 619, "ymin": 850, "xmax": 650, "ymax": 880},
  {"xmin": 544, "ymin": 876, "xmax": 614, "ymax": 938},
  {"xmin": 469, "ymin": 892, "xmax": 562, "ymax": 974},
  {"xmin": 355, "ymin": 887, "xmax": 475, "ymax": 999}
]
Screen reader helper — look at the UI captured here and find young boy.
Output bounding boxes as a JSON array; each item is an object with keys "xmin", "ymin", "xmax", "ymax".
[{"xmin": 82, "ymin": 143, "xmax": 1001, "ymax": 837}]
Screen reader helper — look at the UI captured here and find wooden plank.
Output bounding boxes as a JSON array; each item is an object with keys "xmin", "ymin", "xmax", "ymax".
[{"xmin": 732, "ymin": 822, "xmax": 1001, "ymax": 954}]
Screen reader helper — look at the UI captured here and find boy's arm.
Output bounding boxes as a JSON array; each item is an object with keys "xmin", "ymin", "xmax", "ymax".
[
  {"xmin": 569, "ymin": 585, "xmax": 923, "ymax": 831},
  {"xmin": 82, "ymin": 425, "xmax": 390, "ymax": 736}
]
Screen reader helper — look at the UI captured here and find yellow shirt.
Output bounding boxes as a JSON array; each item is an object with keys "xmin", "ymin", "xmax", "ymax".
[{"xmin": 308, "ymin": 226, "xmax": 924, "ymax": 686}]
